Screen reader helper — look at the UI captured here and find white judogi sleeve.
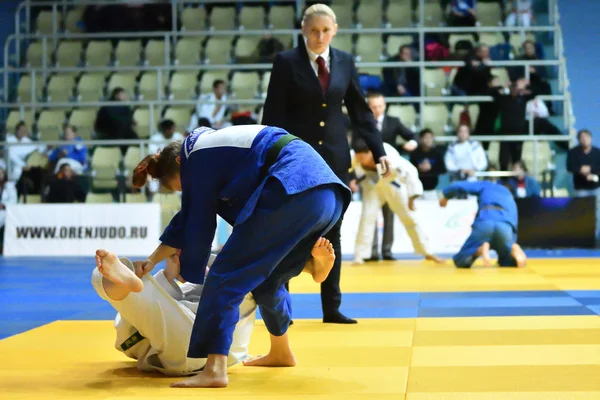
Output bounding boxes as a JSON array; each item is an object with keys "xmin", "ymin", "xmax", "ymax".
[{"xmin": 380, "ymin": 143, "xmax": 424, "ymax": 198}]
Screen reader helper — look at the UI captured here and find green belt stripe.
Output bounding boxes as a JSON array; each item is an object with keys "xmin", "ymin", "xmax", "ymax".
[{"xmin": 120, "ymin": 331, "xmax": 146, "ymax": 351}]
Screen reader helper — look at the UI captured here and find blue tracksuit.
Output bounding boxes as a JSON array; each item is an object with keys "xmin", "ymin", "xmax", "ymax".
[
  {"xmin": 160, "ymin": 125, "xmax": 350, "ymax": 358},
  {"xmin": 443, "ymin": 181, "xmax": 519, "ymax": 268}
]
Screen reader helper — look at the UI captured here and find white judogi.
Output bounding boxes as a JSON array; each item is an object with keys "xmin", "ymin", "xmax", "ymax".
[
  {"xmin": 354, "ymin": 143, "xmax": 433, "ymax": 261},
  {"xmin": 91, "ymin": 256, "xmax": 256, "ymax": 376}
]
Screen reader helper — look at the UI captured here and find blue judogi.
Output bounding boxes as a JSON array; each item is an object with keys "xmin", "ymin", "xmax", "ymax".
[
  {"xmin": 160, "ymin": 125, "xmax": 350, "ymax": 358},
  {"xmin": 443, "ymin": 181, "xmax": 519, "ymax": 268}
]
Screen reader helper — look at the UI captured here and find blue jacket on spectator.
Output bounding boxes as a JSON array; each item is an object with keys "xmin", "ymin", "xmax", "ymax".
[
  {"xmin": 506, "ymin": 176, "xmax": 542, "ymax": 198},
  {"xmin": 48, "ymin": 137, "xmax": 88, "ymax": 166}
]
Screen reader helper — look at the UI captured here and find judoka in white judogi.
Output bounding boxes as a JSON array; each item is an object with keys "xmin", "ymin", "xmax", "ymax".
[{"xmin": 352, "ymin": 141, "xmax": 443, "ymax": 264}]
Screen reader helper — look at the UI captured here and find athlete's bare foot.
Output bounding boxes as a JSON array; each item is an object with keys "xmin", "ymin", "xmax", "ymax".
[
  {"xmin": 511, "ymin": 243, "xmax": 527, "ymax": 268},
  {"xmin": 479, "ymin": 242, "xmax": 491, "ymax": 266},
  {"xmin": 306, "ymin": 237, "xmax": 335, "ymax": 283},
  {"xmin": 170, "ymin": 370, "xmax": 228, "ymax": 388},
  {"xmin": 243, "ymin": 333, "xmax": 297, "ymax": 367},
  {"xmin": 95, "ymin": 249, "xmax": 143, "ymax": 293},
  {"xmin": 425, "ymin": 254, "xmax": 446, "ymax": 264}
]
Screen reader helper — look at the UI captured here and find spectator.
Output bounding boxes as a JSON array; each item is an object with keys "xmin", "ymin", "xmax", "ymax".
[
  {"xmin": 474, "ymin": 75, "xmax": 501, "ymax": 149},
  {"xmin": 148, "ymin": 119, "xmax": 184, "ymax": 194},
  {"xmin": 452, "ymin": 45, "xmax": 492, "ymax": 97},
  {"xmin": 5, "ymin": 121, "xmax": 40, "ymax": 182},
  {"xmin": 187, "ymin": 79, "xmax": 230, "ymax": 133},
  {"xmin": 238, "ymin": 35, "xmax": 285, "ymax": 63},
  {"xmin": 505, "ymin": 0, "xmax": 533, "ymax": 27},
  {"xmin": 448, "ymin": 0, "xmax": 477, "ymax": 27},
  {"xmin": 567, "ymin": 129, "xmax": 600, "ymax": 197},
  {"xmin": 506, "ymin": 160, "xmax": 541, "ymax": 198},
  {"xmin": 44, "ymin": 164, "xmax": 86, "ymax": 204},
  {"xmin": 410, "ymin": 128, "xmax": 446, "ymax": 200},
  {"xmin": 0, "ymin": 167, "xmax": 18, "ymax": 248},
  {"xmin": 491, "ymin": 77, "xmax": 534, "ymax": 170},
  {"xmin": 94, "ymin": 87, "xmax": 138, "ymax": 154},
  {"xmin": 382, "ymin": 45, "xmax": 420, "ymax": 99},
  {"xmin": 364, "ymin": 92, "xmax": 417, "ymax": 153},
  {"xmin": 509, "ymin": 41, "xmax": 552, "ymax": 111},
  {"xmin": 444, "ymin": 124, "xmax": 488, "ymax": 181},
  {"xmin": 525, "ymin": 96, "xmax": 567, "ymax": 150},
  {"xmin": 48, "ymin": 124, "xmax": 88, "ymax": 175}
]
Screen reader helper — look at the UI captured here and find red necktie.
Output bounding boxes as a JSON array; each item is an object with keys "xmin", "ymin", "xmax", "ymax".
[{"xmin": 316, "ymin": 56, "xmax": 330, "ymax": 93}]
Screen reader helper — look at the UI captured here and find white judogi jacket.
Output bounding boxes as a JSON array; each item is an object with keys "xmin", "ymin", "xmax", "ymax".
[{"xmin": 353, "ymin": 143, "xmax": 431, "ymax": 260}]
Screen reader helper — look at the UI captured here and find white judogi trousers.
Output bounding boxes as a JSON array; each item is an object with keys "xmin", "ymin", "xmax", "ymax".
[{"xmin": 91, "ymin": 258, "xmax": 256, "ymax": 376}]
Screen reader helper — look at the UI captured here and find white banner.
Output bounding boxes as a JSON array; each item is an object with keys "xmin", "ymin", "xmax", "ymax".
[
  {"xmin": 4, "ymin": 203, "xmax": 161, "ymax": 257},
  {"xmin": 340, "ymin": 199, "xmax": 478, "ymax": 255}
]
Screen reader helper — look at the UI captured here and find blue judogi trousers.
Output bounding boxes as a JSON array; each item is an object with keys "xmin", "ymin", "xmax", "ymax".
[
  {"xmin": 454, "ymin": 219, "xmax": 517, "ymax": 268},
  {"xmin": 187, "ymin": 179, "xmax": 345, "ymax": 358}
]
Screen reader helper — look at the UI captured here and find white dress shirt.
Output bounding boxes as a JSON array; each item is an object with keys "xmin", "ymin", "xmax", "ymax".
[
  {"xmin": 305, "ymin": 41, "xmax": 331, "ymax": 76},
  {"xmin": 187, "ymin": 92, "xmax": 228, "ymax": 133}
]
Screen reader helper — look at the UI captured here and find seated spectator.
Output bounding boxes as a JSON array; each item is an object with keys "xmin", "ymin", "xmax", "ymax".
[
  {"xmin": 364, "ymin": 92, "xmax": 417, "ymax": 153},
  {"xmin": 410, "ymin": 129, "xmax": 446, "ymax": 200},
  {"xmin": 505, "ymin": 0, "xmax": 533, "ymax": 27},
  {"xmin": 48, "ymin": 124, "xmax": 88, "ymax": 175},
  {"xmin": 444, "ymin": 124, "xmax": 488, "ymax": 181},
  {"xmin": 0, "ymin": 167, "xmax": 18, "ymax": 249},
  {"xmin": 474, "ymin": 75, "xmax": 502, "ymax": 149},
  {"xmin": 567, "ymin": 129, "xmax": 600, "ymax": 198},
  {"xmin": 506, "ymin": 160, "xmax": 541, "ymax": 198},
  {"xmin": 94, "ymin": 87, "xmax": 138, "ymax": 154},
  {"xmin": 448, "ymin": 0, "xmax": 477, "ymax": 27},
  {"xmin": 44, "ymin": 164, "xmax": 86, "ymax": 204},
  {"xmin": 382, "ymin": 45, "xmax": 420, "ymax": 98},
  {"xmin": 509, "ymin": 40, "xmax": 552, "ymax": 112},
  {"xmin": 526, "ymin": 96, "xmax": 567, "ymax": 150},
  {"xmin": 187, "ymin": 79, "xmax": 230, "ymax": 133},
  {"xmin": 5, "ymin": 121, "xmax": 42, "ymax": 182},
  {"xmin": 452, "ymin": 45, "xmax": 492, "ymax": 97}
]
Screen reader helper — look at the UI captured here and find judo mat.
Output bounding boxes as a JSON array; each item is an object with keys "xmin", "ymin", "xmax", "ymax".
[{"xmin": 1, "ymin": 251, "xmax": 600, "ymax": 399}]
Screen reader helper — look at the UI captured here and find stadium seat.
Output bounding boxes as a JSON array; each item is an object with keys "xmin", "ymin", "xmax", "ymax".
[
  {"xmin": 479, "ymin": 33, "xmax": 504, "ymax": 47},
  {"xmin": 451, "ymin": 104, "xmax": 480, "ymax": 129},
  {"xmin": 261, "ymin": 71, "xmax": 271, "ymax": 94},
  {"xmin": 77, "ymin": 73, "xmax": 106, "ymax": 101},
  {"xmin": 36, "ymin": 11, "xmax": 60, "ymax": 34},
  {"xmin": 26, "ymin": 151, "xmax": 49, "ymax": 168},
  {"xmin": 107, "ymin": 73, "xmax": 138, "ymax": 98},
  {"xmin": 386, "ymin": 1, "xmax": 413, "ymax": 27},
  {"xmin": 26, "ymin": 41, "xmax": 52, "ymax": 67},
  {"xmin": 145, "ymin": 40, "xmax": 167, "ymax": 66},
  {"xmin": 423, "ymin": 2, "xmax": 444, "ymax": 27},
  {"xmin": 359, "ymin": 67, "xmax": 382, "ymax": 77},
  {"xmin": 477, "ymin": 2, "xmax": 502, "ymax": 26},
  {"xmin": 163, "ymin": 107, "xmax": 193, "ymax": 132},
  {"xmin": 69, "ymin": 109, "xmax": 98, "ymax": 140},
  {"xmin": 509, "ymin": 33, "xmax": 536, "ymax": 52},
  {"xmin": 423, "ymin": 69, "xmax": 447, "ymax": 96},
  {"xmin": 138, "ymin": 72, "xmax": 164, "ymax": 101},
  {"xmin": 522, "ymin": 141, "xmax": 552, "ymax": 176},
  {"xmin": 386, "ymin": 35, "xmax": 413, "ymax": 56},
  {"xmin": 174, "ymin": 37, "xmax": 203, "ymax": 65},
  {"xmin": 269, "ymin": 5, "xmax": 295, "ymax": 29},
  {"xmin": 125, "ymin": 193, "xmax": 147, "ymax": 203},
  {"xmin": 357, "ymin": 0, "xmax": 383, "ymax": 28},
  {"xmin": 210, "ymin": 6, "xmax": 237, "ymax": 30},
  {"xmin": 85, "ymin": 193, "xmax": 114, "ymax": 203},
  {"xmin": 356, "ymin": 35, "xmax": 384, "ymax": 62},
  {"xmin": 115, "ymin": 40, "xmax": 142, "ymax": 67},
  {"xmin": 17, "ymin": 74, "xmax": 45, "ymax": 102},
  {"xmin": 387, "ymin": 105, "xmax": 417, "ymax": 129},
  {"xmin": 199, "ymin": 71, "xmax": 229, "ymax": 93},
  {"xmin": 91, "ymin": 147, "xmax": 122, "ymax": 190},
  {"xmin": 331, "ymin": 34, "xmax": 353, "ymax": 55},
  {"xmin": 330, "ymin": 5, "xmax": 353, "ymax": 28},
  {"xmin": 152, "ymin": 192, "xmax": 181, "ymax": 231},
  {"xmin": 36, "ymin": 110, "xmax": 65, "ymax": 141},
  {"xmin": 487, "ymin": 141, "xmax": 500, "ymax": 165},
  {"xmin": 6, "ymin": 110, "xmax": 34, "ymax": 131},
  {"xmin": 85, "ymin": 41, "xmax": 113, "ymax": 66},
  {"xmin": 204, "ymin": 36, "xmax": 233, "ymax": 64},
  {"xmin": 422, "ymin": 104, "xmax": 449, "ymax": 134},
  {"xmin": 231, "ymin": 72, "xmax": 260, "ymax": 100},
  {"xmin": 239, "ymin": 5, "xmax": 266, "ymax": 30},
  {"xmin": 491, "ymin": 68, "xmax": 511, "ymax": 86},
  {"xmin": 65, "ymin": 9, "xmax": 84, "ymax": 32},
  {"xmin": 235, "ymin": 36, "xmax": 261, "ymax": 59},
  {"xmin": 169, "ymin": 72, "xmax": 198, "ymax": 100},
  {"xmin": 181, "ymin": 6, "xmax": 207, "ymax": 31},
  {"xmin": 46, "ymin": 74, "xmax": 76, "ymax": 102},
  {"xmin": 132, "ymin": 107, "xmax": 155, "ymax": 139},
  {"xmin": 123, "ymin": 147, "xmax": 143, "ymax": 189},
  {"xmin": 55, "ymin": 41, "xmax": 83, "ymax": 67},
  {"xmin": 449, "ymin": 34, "xmax": 476, "ymax": 52},
  {"xmin": 19, "ymin": 194, "xmax": 42, "ymax": 204}
]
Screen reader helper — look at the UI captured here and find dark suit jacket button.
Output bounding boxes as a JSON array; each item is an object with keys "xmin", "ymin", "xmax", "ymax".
[
  {"xmin": 319, "ymin": 121, "xmax": 325, "ymax": 127},
  {"xmin": 318, "ymin": 140, "xmax": 323, "ymax": 145},
  {"xmin": 322, "ymin": 103, "xmax": 327, "ymax": 108}
]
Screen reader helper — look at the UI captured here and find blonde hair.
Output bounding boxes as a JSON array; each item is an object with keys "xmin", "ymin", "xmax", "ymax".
[{"xmin": 302, "ymin": 3, "xmax": 337, "ymax": 26}]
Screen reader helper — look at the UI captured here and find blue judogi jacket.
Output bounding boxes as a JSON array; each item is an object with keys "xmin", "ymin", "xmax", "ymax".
[
  {"xmin": 442, "ymin": 180, "xmax": 518, "ymax": 232},
  {"xmin": 160, "ymin": 125, "xmax": 350, "ymax": 284}
]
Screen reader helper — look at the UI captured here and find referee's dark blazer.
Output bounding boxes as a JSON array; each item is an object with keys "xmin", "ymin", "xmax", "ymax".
[{"xmin": 262, "ymin": 42, "xmax": 385, "ymax": 183}]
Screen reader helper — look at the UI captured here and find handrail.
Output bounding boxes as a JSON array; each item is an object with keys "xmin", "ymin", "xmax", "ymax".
[{"xmin": 474, "ymin": 171, "xmax": 520, "ymax": 178}]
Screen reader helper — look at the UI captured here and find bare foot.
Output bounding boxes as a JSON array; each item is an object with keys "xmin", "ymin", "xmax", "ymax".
[
  {"xmin": 170, "ymin": 370, "xmax": 228, "ymax": 388},
  {"xmin": 308, "ymin": 237, "xmax": 336, "ymax": 283},
  {"xmin": 425, "ymin": 254, "xmax": 446, "ymax": 264},
  {"xmin": 511, "ymin": 243, "xmax": 527, "ymax": 268},
  {"xmin": 96, "ymin": 249, "xmax": 143, "ymax": 293},
  {"xmin": 479, "ymin": 242, "xmax": 491, "ymax": 266},
  {"xmin": 242, "ymin": 352, "xmax": 297, "ymax": 367}
]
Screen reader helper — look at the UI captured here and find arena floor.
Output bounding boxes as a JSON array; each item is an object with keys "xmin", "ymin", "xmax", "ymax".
[{"xmin": 1, "ymin": 252, "xmax": 600, "ymax": 399}]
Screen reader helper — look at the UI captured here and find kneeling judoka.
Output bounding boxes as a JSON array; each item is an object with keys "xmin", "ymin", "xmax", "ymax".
[
  {"xmin": 352, "ymin": 139, "xmax": 444, "ymax": 264},
  {"xmin": 91, "ymin": 238, "xmax": 335, "ymax": 376}
]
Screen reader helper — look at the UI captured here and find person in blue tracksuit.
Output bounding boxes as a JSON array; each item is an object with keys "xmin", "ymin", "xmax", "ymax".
[
  {"xmin": 439, "ymin": 180, "xmax": 527, "ymax": 268},
  {"xmin": 130, "ymin": 124, "xmax": 352, "ymax": 388}
]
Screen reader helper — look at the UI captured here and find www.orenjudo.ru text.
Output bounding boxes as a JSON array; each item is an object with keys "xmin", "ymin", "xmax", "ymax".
[{"xmin": 15, "ymin": 226, "xmax": 148, "ymax": 239}]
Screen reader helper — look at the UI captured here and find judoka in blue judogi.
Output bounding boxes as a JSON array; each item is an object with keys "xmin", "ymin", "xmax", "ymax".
[
  {"xmin": 130, "ymin": 124, "xmax": 351, "ymax": 388},
  {"xmin": 440, "ymin": 180, "xmax": 527, "ymax": 268}
]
